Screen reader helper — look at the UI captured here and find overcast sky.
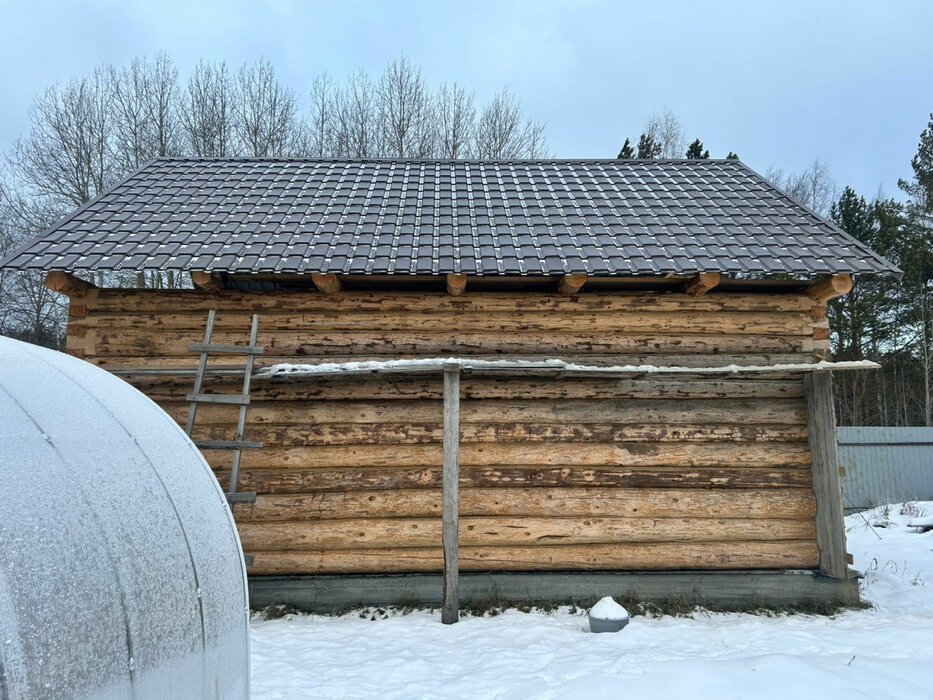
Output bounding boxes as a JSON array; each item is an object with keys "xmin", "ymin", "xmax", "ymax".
[{"xmin": 1, "ymin": 0, "xmax": 931, "ymax": 200}]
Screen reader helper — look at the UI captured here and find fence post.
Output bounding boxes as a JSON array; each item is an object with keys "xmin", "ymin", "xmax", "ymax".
[
  {"xmin": 442, "ymin": 362, "xmax": 461, "ymax": 624},
  {"xmin": 804, "ymin": 371, "xmax": 849, "ymax": 579}
]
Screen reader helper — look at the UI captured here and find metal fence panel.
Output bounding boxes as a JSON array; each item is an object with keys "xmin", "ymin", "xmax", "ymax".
[{"xmin": 837, "ymin": 427, "xmax": 933, "ymax": 512}]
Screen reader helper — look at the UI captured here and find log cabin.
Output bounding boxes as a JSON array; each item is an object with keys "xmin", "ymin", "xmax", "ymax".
[{"xmin": 0, "ymin": 158, "xmax": 899, "ymax": 611}]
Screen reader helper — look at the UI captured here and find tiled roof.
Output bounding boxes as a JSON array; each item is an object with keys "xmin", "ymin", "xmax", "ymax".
[{"xmin": 0, "ymin": 158, "xmax": 898, "ymax": 276}]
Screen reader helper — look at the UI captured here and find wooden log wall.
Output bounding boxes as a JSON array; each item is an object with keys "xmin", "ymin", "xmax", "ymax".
[{"xmin": 65, "ymin": 287, "xmax": 830, "ymax": 576}]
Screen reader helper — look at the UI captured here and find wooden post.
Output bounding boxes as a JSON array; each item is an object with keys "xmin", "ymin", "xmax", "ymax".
[
  {"xmin": 311, "ymin": 273, "xmax": 342, "ymax": 294},
  {"xmin": 558, "ymin": 273, "xmax": 587, "ymax": 297},
  {"xmin": 45, "ymin": 271, "xmax": 97, "ymax": 296},
  {"xmin": 803, "ymin": 372, "xmax": 849, "ymax": 579},
  {"xmin": 442, "ymin": 361, "xmax": 460, "ymax": 624},
  {"xmin": 190, "ymin": 271, "xmax": 226, "ymax": 291},
  {"xmin": 807, "ymin": 274, "xmax": 852, "ymax": 303},
  {"xmin": 684, "ymin": 272, "xmax": 721, "ymax": 296},
  {"xmin": 446, "ymin": 273, "xmax": 467, "ymax": 296}
]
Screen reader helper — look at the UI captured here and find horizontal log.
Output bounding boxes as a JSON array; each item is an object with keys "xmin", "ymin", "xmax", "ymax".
[
  {"xmin": 92, "ymin": 352, "xmax": 821, "ymax": 369},
  {"xmin": 202, "ymin": 441, "xmax": 812, "ymax": 470},
  {"xmin": 86, "ymin": 329, "xmax": 810, "ymax": 357},
  {"xmin": 130, "ymin": 376, "xmax": 806, "ymax": 402},
  {"xmin": 246, "ymin": 540, "xmax": 820, "ymax": 575},
  {"xmin": 219, "ymin": 465, "xmax": 814, "ymax": 493},
  {"xmin": 238, "ymin": 516, "xmax": 817, "ymax": 551},
  {"xmin": 162, "ymin": 398, "xmax": 808, "ymax": 427},
  {"xmin": 232, "ymin": 487, "xmax": 818, "ymax": 521},
  {"xmin": 80, "ymin": 309, "xmax": 814, "ymax": 336},
  {"xmin": 85, "ymin": 289, "xmax": 815, "ymax": 314},
  {"xmin": 193, "ymin": 422, "xmax": 810, "ymax": 446},
  {"xmin": 316, "ymin": 516, "xmax": 811, "ymax": 548}
]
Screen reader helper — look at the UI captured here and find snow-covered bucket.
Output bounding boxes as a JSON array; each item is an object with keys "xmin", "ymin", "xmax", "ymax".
[{"xmin": 588, "ymin": 596, "xmax": 630, "ymax": 633}]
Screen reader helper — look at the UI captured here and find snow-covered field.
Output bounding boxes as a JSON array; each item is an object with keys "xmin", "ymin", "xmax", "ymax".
[{"xmin": 251, "ymin": 503, "xmax": 933, "ymax": 699}]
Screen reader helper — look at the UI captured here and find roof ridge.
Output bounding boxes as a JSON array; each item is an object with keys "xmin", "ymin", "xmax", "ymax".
[{"xmin": 148, "ymin": 156, "xmax": 741, "ymax": 165}]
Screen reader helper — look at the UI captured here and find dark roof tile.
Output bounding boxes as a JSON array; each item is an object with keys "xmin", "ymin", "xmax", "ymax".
[{"xmin": 0, "ymin": 158, "xmax": 898, "ymax": 277}]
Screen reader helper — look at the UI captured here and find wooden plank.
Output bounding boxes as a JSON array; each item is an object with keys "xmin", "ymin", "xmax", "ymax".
[
  {"xmin": 804, "ymin": 372, "xmax": 849, "ymax": 579},
  {"xmin": 186, "ymin": 393, "xmax": 251, "ymax": 405},
  {"xmin": 558, "ymin": 273, "xmax": 587, "ymax": 296},
  {"xmin": 190, "ymin": 271, "xmax": 226, "ymax": 291},
  {"xmin": 311, "ymin": 273, "xmax": 342, "ymax": 295},
  {"xmin": 162, "ymin": 398, "xmax": 809, "ymax": 427},
  {"xmin": 80, "ymin": 309, "xmax": 815, "ymax": 336},
  {"xmin": 198, "ymin": 441, "xmax": 812, "ymax": 470},
  {"xmin": 238, "ymin": 517, "xmax": 817, "ymax": 550},
  {"xmin": 187, "ymin": 343, "xmax": 264, "ymax": 355},
  {"xmin": 83, "ymin": 289, "xmax": 814, "ymax": 314},
  {"xmin": 684, "ymin": 272, "xmax": 721, "ymax": 296},
  {"xmin": 219, "ymin": 465, "xmax": 814, "ymax": 493},
  {"xmin": 807, "ymin": 275, "xmax": 852, "ymax": 303},
  {"xmin": 45, "ymin": 271, "xmax": 97, "ymax": 296},
  {"xmin": 446, "ymin": 273, "xmax": 467, "ymax": 296},
  {"xmin": 245, "ymin": 540, "xmax": 820, "ymax": 575},
  {"xmin": 232, "ymin": 487, "xmax": 818, "ymax": 522},
  {"xmin": 190, "ymin": 422, "xmax": 810, "ymax": 447},
  {"xmin": 184, "ymin": 310, "xmax": 215, "ymax": 437},
  {"xmin": 229, "ymin": 313, "xmax": 262, "ymax": 495},
  {"xmin": 91, "ymin": 353, "xmax": 819, "ymax": 369},
  {"xmin": 442, "ymin": 364, "xmax": 460, "ymax": 624},
  {"xmin": 225, "ymin": 492, "xmax": 257, "ymax": 504},
  {"xmin": 194, "ymin": 440, "xmax": 264, "ymax": 450}
]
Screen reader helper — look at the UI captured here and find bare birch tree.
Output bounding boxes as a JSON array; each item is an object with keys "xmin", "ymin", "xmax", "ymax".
[
  {"xmin": 110, "ymin": 52, "xmax": 180, "ymax": 170},
  {"xmin": 644, "ymin": 108, "xmax": 686, "ymax": 159},
  {"xmin": 181, "ymin": 60, "xmax": 235, "ymax": 157},
  {"xmin": 474, "ymin": 89, "xmax": 547, "ymax": 159},
  {"xmin": 234, "ymin": 59, "xmax": 305, "ymax": 157},
  {"xmin": 309, "ymin": 74, "xmax": 337, "ymax": 157},
  {"xmin": 10, "ymin": 70, "xmax": 114, "ymax": 209},
  {"xmin": 376, "ymin": 56, "xmax": 435, "ymax": 158},
  {"xmin": 334, "ymin": 70, "xmax": 380, "ymax": 158},
  {"xmin": 435, "ymin": 83, "xmax": 475, "ymax": 158}
]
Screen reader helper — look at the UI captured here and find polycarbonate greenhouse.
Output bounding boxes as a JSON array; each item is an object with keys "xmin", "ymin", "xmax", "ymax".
[{"xmin": 0, "ymin": 337, "xmax": 249, "ymax": 699}]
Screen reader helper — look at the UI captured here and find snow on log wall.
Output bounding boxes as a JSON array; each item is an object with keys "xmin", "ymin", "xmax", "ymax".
[
  {"xmin": 63, "ymin": 287, "xmax": 830, "ymax": 576},
  {"xmin": 0, "ymin": 337, "xmax": 248, "ymax": 699}
]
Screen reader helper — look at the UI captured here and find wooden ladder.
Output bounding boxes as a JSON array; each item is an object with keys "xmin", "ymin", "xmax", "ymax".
[{"xmin": 184, "ymin": 310, "xmax": 263, "ymax": 514}]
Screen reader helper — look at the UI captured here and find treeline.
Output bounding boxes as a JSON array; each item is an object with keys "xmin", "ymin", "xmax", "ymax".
[
  {"xmin": 1, "ymin": 53, "xmax": 931, "ymax": 425},
  {"xmin": 0, "ymin": 53, "xmax": 549, "ymax": 346}
]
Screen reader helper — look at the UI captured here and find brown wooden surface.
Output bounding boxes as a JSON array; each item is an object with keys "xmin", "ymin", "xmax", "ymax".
[
  {"xmin": 239, "ymin": 516, "xmax": 816, "ymax": 550},
  {"xmin": 247, "ymin": 540, "xmax": 820, "ymax": 575},
  {"xmin": 217, "ymin": 465, "xmax": 814, "ymax": 494},
  {"xmin": 232, "ymin": 487, "xmax": 817, "ymax": 521},
  {"xmin": 72, "ymin": 286, "xmax": 823, "ymax": 576}
]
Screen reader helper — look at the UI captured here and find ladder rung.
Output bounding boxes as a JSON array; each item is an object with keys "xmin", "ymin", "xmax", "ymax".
[
  {"xmin": 243, "ymin": 554, "xmax": 255, "ymax": 567},
  {"xmin": 195, "ymin": 440, "xmax": 264, "ymax": 450},
  {"xmin": 187, "ymin": 393, "xmax": 251, "ymax": 405},
  {"xmin": 226, "ymin": 491, "xmax": 258, "ymax": 505},
  {"xmin": 188, "ymin": 343, "xmax": 265, "ymax": 355}
]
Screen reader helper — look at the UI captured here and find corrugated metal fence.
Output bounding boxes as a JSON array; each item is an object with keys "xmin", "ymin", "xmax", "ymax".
[{"xmin": 837, "ymin": 427, "xmax": 933, "ymax": 512}]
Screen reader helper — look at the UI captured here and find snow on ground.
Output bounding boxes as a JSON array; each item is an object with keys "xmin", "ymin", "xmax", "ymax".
[{"xmin": 251, "ymin": 502, "xmax": 933, "ymax": 699}]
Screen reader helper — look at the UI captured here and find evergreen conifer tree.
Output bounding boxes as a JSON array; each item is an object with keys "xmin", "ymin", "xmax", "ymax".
[
  {"xmin": 636, "ymin": 133, "xmax": 661, "ymax": 159},
  {"xmin": 617, "ymin": 138, "xmax": 635, "ymax": 159},
  {"xmin": 685, "ymin": 138, "xmax": 709, "ymax": 159}
]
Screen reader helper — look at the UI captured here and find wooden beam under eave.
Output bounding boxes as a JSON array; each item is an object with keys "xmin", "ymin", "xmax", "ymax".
[
  {"xmin": 807, "ymin": 274, "xmax": 853, "ymax": 303},
  {"xmin": 44, "ymin": 271, "xmax": 97, "ymax": 296},
  {"xmin": 684, "ymin": 272, "xmax": 721, "ymax": 296},
  {"xmin": 446, "ymin": 273, "xmax": 467, "ymax": 296},
  {"xmin": 558, "ymin": 273, "xmax": 587, "ymax": 297},
  {"xmin": 311, "ymin": 273, "xmax": 342, "ymax": 295},
  {"xmin": 190, "ymin": 271, "xmax": 227, "ymax": 292}
]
